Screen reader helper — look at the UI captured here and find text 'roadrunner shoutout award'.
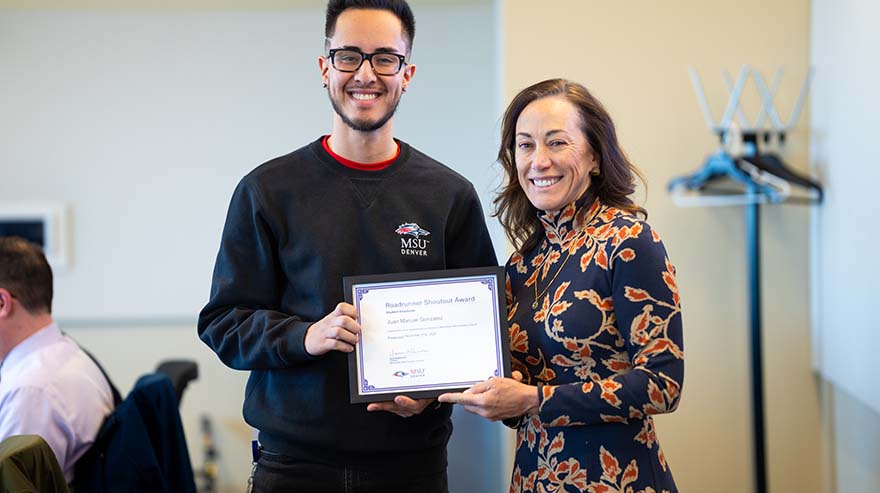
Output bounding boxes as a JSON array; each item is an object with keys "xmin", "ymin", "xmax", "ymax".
[{"xmin": 344, "ymin": 267, "xmax": 510, "ymax": 403}]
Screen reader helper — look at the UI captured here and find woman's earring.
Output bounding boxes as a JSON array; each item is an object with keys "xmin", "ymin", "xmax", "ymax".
[
  {"xmin": 590, "ymin": 167, "xmax": 600, "ymax": 176},
  {"xmin": 322, "ymin": 81, "xmax": 328, "ymax": 88}
]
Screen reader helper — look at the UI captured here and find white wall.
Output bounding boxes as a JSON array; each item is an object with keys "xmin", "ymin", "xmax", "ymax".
[
  {"xmin": 826, "ymin": 385, "xmax": 880, "ymax": 493},
  {"xmin": 0, "ymin": 4, "xmax": 507, "ymax": 321},
  {"xmin": 810, "ymin": 0, "xmax": 880, "ymax": 491},
  {"xmin": 1, "ymin": 3, "xmax": 507, "ymax": 492},
  {"xmin": 2, "ymin": 9, "xmax": 316, "ymax": 320},
  {"xmin": 809, "ymin": 0, "xmax": 880, "ymax": 414}
]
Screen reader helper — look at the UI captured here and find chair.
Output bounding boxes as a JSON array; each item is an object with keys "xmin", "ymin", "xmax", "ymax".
[
  {"xmin": 0, "ymin": 434, "xmax": 69, "ymax": 493},
  {"xmin": 155, "ymin": 359, "xmax": 199, "ymax": 405},
  {"xmin": 72, "ymin": 357, "xmax": 199, "ymax": 493}
]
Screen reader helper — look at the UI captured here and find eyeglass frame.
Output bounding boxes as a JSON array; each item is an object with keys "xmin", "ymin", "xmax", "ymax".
[{"xmin": 326, "ymin": 48, "xmax": 408, "ymax": 76}]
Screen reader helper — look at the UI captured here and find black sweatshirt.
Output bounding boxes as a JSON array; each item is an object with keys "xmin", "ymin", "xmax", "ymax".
[{"xmin": 198, "ymin": 137, "xmax": 497, "ymax": 473}]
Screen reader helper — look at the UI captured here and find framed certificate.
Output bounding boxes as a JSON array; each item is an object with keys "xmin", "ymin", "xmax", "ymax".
[{"xmin": 344, "ymin": 267, "xmax": 510, "ymax": 403}]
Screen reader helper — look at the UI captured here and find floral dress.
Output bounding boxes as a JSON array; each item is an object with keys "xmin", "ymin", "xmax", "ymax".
[{"xmin": 506, "ymin": 195, "xmax": 683, "ymax": 493}]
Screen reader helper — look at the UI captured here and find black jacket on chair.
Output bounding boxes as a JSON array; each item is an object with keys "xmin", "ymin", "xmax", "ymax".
[{"xmin": 73, "ymin": 373, "xmax": 195, "ymax": 493}]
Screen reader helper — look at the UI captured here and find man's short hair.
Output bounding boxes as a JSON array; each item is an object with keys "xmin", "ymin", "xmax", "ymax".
[
  {"xmin": 325, "ymin": 0, "xmax": 416, "ymax": 52},
  {"xmin": 0, "ymin": 237, "xmax": 53, "ymax": 314}
]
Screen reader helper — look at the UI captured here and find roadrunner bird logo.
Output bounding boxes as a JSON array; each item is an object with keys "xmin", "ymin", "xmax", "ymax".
[{"xmin": 395, "ymin": 223, "xmax": 431, "ymax": 238}]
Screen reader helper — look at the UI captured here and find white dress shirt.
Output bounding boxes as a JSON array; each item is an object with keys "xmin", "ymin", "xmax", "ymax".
[{"xmin": 0, "ymin": 323, "xmax": 114, "ymax": 483}]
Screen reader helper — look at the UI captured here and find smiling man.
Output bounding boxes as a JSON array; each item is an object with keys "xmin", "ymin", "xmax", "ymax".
[{"xmin": 197, "ymin": 1, "xmax": 496, "ymax": 492}]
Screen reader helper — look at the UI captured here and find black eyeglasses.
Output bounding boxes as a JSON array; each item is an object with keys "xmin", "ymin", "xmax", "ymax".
[{"xmin": 327, "ymin": 49, "xmax": 407, "ymax": 76}]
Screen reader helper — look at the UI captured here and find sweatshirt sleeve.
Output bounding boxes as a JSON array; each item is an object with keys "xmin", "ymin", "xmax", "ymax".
[
  {"xmin": 444, "ymin": 183, "xmax": 498, "ymax": 269},
  {"xmin": 197, "ymin": 177, "xmax": 315, "ymax": 370},
  {"xmin": 535, "ymin": 223, "xmax": 684, "ymax": 427}
]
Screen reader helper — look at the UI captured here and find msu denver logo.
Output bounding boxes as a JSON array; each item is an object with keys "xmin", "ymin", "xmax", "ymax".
[
  {"xmin": 393, "ymin": 369, "xmax": 425, "ymax": 378},
  {"xmin": 396, "ymin": 222, "xmax": 431, "ymax": 257}
]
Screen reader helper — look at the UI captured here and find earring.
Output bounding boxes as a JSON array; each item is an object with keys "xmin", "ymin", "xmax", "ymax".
[
  {"xmin": 590, "ymin": 167, "xmax": 600, "ymax": 176},
  {"xmin": 402, "ymin": 86, "xmax": 408, "ymax": 93},
  {"xmin": 322, "ymin": 81, "xmax": 328, "ymax": 88}
]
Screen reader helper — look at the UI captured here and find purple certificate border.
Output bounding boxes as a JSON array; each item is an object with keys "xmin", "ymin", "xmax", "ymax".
[{"xmin": 353, "ymin": 274, "xmax": 503, "ymax": 396}]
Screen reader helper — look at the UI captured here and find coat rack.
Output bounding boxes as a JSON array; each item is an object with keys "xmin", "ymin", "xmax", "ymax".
[{"xmin": 669, "ymin": 65, "xmax": 821, "ymax": 493}]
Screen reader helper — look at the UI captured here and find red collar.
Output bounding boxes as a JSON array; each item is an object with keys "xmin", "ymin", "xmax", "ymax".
[{"xmin": 322, "ymin": 135, "xmax": 399, "ymax": 171}]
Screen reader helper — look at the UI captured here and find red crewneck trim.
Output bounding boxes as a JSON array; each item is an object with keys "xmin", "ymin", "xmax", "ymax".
[{"xmin": 322, "ymin": 135, "xmax": 399, "ymax": 171}]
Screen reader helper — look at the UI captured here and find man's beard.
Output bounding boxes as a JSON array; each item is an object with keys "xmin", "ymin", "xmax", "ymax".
[{"xmin": 328, "ymin": 90, "xmax": 401, "ymax": 132}]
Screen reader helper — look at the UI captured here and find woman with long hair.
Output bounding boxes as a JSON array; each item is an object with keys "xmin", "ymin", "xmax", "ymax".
[{"xmin": 440, "ymin": 79, "xmax": 683, "ymax": 493}]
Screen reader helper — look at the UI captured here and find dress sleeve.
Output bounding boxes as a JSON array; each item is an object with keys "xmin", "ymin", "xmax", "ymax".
[
  {"xmin": 536, "ymin": 222, "xmax": 684, "ymax": 427},
  {"xmin": 197, "ymin": 177, "xmax": 315, "ymax": 371}
]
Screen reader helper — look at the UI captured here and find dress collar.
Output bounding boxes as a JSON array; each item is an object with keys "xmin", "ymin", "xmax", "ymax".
[{"xmin": 537, "ymin": 189, "xmax": 600, "ymax": 244}]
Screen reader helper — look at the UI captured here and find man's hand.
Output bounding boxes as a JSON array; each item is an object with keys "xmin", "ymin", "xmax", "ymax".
[
  {"xmin": 366, "ymin": 396, "xmax": 435, "ymax": 418},
  {"xmin": 304, "ymin": 302, "xmax": 361, "ymax": 356},
  {"xmin": 437, "ymin": 371, "xmax": 538, "ymax": 421}
]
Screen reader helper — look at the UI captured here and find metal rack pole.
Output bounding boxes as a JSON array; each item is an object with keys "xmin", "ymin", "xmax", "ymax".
[{"xmin": 746, "ymin": 192, "xmax": 768, "ymax": 493}]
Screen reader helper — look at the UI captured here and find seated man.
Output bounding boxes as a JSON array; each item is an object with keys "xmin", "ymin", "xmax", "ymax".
[{"xmin": 0, "ymin": 236, "xmax": 113, "ymax": 484}]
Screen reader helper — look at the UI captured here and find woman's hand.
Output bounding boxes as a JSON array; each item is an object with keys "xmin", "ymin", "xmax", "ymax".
[{"xmin": 437, "ymin": 371, "xmax": 539, "ymax": 421}]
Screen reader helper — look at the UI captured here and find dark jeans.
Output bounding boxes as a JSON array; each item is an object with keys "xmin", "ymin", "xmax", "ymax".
[{"xmin": 251, "ymin": 451, "xmax": 449, "ymax": 493}]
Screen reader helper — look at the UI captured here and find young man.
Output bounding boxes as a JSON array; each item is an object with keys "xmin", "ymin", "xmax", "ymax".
[
  {"xmin": 197, "ymin": 1, "xmax": 497, "ymax": 491},
  {"xmin": 0, "ymin": 237, "xmax": 114, "ymax": 484}
]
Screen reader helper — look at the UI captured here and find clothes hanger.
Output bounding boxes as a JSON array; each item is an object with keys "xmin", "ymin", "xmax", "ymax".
[
  {"xmin": 740, "ymin": 133, "xmax": 823, "ymax": 202},
  {"xmin": 672, "ymin": 65, "xmax": 820, "ymax": 206},
  {"xmin": 741, "ymin": 69, "xmax": 823, "ymax": 202},
  {"xmin": 668, "ymin": 129, "xmax": 790, "ymax": 207}
]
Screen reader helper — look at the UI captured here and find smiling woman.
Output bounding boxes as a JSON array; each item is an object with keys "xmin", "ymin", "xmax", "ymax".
[
  {"xmin": 438, "ymin": 79, "xmax": 683, "ymax": 493},
  {"xmin": 513, "ymin": 96, "xmax": 599, "ymax": 214},
  {"xmin": 495, "ymin": 79, "xmax": 646, "ymax": 254}
]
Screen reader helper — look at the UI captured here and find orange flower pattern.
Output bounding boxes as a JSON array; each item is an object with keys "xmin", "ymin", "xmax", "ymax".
[{"xmin": 506, "ymin": 197, "xmax": 683, "ymax": 493}]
